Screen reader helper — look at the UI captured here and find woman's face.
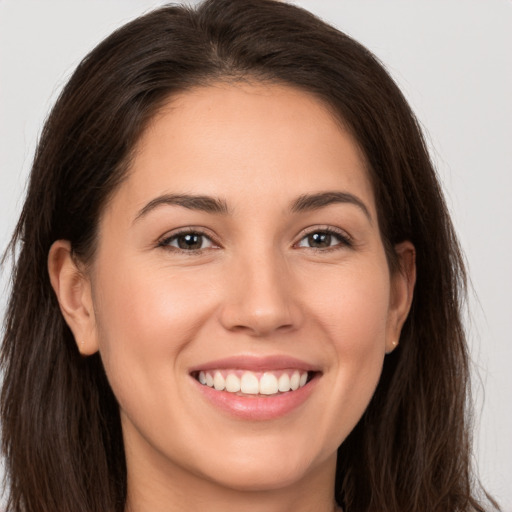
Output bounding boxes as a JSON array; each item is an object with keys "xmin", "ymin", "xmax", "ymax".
[{"xmin": 56, "ymin": 83, "xmax": 414, "ymax": 498}]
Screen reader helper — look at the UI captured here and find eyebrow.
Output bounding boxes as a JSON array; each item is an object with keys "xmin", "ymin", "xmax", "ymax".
[
  {"xmin": 134, "ymin": 193, "xmax": 229, "ymax": 222},
  {"xmin": 291, "ymin": 191, "xmax": 372, "ymax": 222},
  {"xmin": 134, "ymin": 190, "xmax": 371, "ymax": 223}
]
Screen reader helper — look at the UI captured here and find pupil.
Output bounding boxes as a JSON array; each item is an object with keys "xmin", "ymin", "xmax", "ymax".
[
  {"xmin": 309, "ymin": 232, "xmax": 331, "ymax": 248},
  {"xmin": 178, "ymin": 234, "xmax": 202, "ymax": 250}
]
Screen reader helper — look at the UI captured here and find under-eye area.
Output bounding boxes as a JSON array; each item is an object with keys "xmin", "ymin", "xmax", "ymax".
[{"xmin": 191, "ymin": 369, "xmax": 319, "ymax": 396}]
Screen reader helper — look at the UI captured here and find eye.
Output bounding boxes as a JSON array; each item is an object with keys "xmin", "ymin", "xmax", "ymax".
[
  {"xmin": 159, "ymin": 231, "xmax": 216, "ymax": 251},
  {"xmin": 296, "ymin": 229, "xmax": 351, "ymax": 249}
]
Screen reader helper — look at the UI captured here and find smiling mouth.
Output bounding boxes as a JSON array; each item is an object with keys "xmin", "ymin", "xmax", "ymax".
[{"xmin": 192, "ymin": 369, "xmax": 315, "ymax": 396}]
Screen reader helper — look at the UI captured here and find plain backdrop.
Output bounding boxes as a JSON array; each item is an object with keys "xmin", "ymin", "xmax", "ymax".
[{"xmin": 1, "ymin": 0, "xmax": 511, "ymax": 509}]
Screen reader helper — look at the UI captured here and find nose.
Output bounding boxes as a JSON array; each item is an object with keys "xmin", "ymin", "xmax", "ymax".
[{"xmin": 218, "ymin": 250, "xmax": 302, "ymax": 337}]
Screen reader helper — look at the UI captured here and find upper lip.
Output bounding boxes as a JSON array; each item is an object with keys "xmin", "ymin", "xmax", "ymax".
[{"xmin": 188, "ymin": 354, "xmax": 320, "ymax": 373}]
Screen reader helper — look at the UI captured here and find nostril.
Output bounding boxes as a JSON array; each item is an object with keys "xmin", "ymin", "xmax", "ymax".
[{"xmin": 221, "ymin": 307, "xmax": 298, "ymax": 337}]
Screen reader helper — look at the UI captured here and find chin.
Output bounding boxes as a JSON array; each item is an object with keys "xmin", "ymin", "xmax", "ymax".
[
  {"xmin": 189, "ymin": 438, "xmax": 332, "ymax": 493},
  {"xmin": 201, "ymin": 459, "xmax": 314, "ymax": 493}
]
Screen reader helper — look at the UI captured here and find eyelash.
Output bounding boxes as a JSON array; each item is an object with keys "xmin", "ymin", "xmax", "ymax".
[
  {"xmin": 294, "ymin": 226, "xmax": 353, "ymax": 251},
  {"xmin": 157, "ymin": 226, "xmax": 352, "ymax": 254},
  {"xmin": 157, "ymin": 228, "xmax": 219, "ymax": 254}
]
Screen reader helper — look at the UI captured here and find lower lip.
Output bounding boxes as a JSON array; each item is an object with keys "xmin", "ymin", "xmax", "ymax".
[{"xmin": 192, "ymin": 375, "xmax": 318, "ymax": 421}]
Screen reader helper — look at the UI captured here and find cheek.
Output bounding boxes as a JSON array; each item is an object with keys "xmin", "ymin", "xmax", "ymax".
[
  {"xmin": 302, "ymin": 260, "xmax": 391, "ymax": 440},
  {"xmin": 96, "ymin": 260, "xmax": 212, "ymax": 335},
  {"xmin": 306, "ymin": 258, "xmax": 391, "ymax": 349},
  {"xmin": 329, "ymin": 263, "xmax": 391, "ymax": 382},
  {"xmin": 91, "ymin": 261, "xmax": 218, "ymax": 397}
]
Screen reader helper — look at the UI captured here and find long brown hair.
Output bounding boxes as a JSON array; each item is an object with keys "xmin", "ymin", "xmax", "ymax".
[{"xmin": 1, "ymin": 1, "xmax": 499, "ymax": 510}]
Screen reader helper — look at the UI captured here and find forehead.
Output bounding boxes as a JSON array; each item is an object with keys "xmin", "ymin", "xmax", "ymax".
[{"xmin": 113, "ymin": 82, "xmax": 375, "ymax": 219}]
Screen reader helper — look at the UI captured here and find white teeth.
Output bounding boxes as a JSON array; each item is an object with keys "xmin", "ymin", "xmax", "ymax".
[
  {"xmin": 197, "ymin": 369, "xmax": 310, "ymax": 395},
  {"xmin": 290, "ymin": 371, "xmax": 300, "ymax": 391},
  {"xmin": 240, "ymin": 372, "xmax": 259, "ymax": 394},
  {"xmin": 259, "ymin": 372, "xmax": 279, "ymax": 395},
  {"xmin": 278, "ymin": 373, "xmax": 291, "ymax": 392},
  {"xmin": 225, "ymin": 373, "xmax": 241, "ymax": 392},
  {"xmin": 213, "ymin": 371, "xmax": 225, "ymax": 391}
]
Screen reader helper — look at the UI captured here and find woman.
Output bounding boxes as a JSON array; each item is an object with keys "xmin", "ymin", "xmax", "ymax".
[{"xmin": 0, "ymin": 0, "xmax": 500, "ymax": 511}]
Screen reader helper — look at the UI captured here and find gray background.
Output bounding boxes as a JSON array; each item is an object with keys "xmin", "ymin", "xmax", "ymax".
[{"xmin": 1, "ymin": 0, "xmax": 511, "ymax": 509}]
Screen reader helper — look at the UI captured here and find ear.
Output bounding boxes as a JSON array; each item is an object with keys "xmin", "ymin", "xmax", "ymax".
[
  {"xmin": 385, "ymin": 241, "xmax": 416, "ymax": 354},
  {"xmin": 48, "ymin": 240, "xmax": 99, "ymax": 356}
]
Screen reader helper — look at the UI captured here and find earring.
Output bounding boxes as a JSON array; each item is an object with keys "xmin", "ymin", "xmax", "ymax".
[{"xmin": 386, "ymin": 340, "xmax": 399, "ymax": 354}]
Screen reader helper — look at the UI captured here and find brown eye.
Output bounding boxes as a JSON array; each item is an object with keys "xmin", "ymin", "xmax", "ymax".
[
  {"xmin": 177, "ymin": 233, "xmax": 203, "ymax": 250},
  {"xmin": 161, "ymin": 232, "xmax": 215, "ymax": 251},
  {"xmin": 297, "ymin": 229, "xmax": 350, "ymax": 249},
  {"xmin": 306, "ymin": 232, "xmax": 332, "ymax": 248}
]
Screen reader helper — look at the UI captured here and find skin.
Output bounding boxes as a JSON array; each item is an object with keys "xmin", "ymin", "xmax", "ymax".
[{"xmin": 49, "ymin": 83, "xmax": 415, "ymax": 512}]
